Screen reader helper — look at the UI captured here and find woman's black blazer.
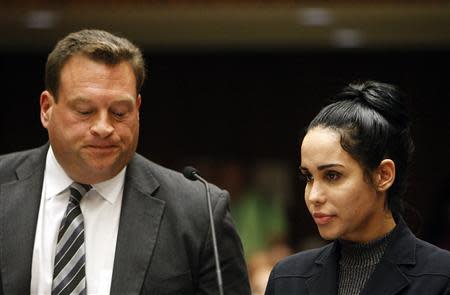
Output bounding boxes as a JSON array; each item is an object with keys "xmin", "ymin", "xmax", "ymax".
[{"xmin": 265, "ymin": 219, "xmax": 450, "ymax": 295}]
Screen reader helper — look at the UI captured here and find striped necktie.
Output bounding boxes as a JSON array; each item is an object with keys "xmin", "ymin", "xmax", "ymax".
[{"xmin": 52, "ymin": 182, "xmax": 91, "ymax": 295}]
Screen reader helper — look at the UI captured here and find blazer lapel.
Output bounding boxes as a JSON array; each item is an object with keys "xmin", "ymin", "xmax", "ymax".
[
  {"xmin": 0, "ymin": 146, "xmax": 47, "ymax": 294},
  {"xmin": 361, "ymin": 260, "xmax": 409, "ymax": 295},
  {"xmin": 361, "ymin": 219, "xmax": 415, "ymax": 295},
  {"xmin": 110, "ymin": 155, "xmax": 164, "ymax": 295},
  {"xmin": 306, "ymin": 242, "xmax": 339, "ymax": 295}
]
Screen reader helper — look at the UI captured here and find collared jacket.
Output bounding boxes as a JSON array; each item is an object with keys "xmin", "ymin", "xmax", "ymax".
[
  {"xmin": 0, "ymin": 145, "xmax": 251, "ymax": 294},
  {"xmin": 265, "ymin": 219, "xmax": 450, "ymax": 295}
]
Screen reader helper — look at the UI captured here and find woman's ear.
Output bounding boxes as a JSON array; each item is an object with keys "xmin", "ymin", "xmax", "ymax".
[{"xmin": 375, "ymin": 159, "xmax": 396, "ymax": 192}]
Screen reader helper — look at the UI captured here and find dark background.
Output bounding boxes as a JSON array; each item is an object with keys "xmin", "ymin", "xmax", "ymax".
[{"xmin": 1, "ymin": 46, "xmax": 449, "ymax": 249}]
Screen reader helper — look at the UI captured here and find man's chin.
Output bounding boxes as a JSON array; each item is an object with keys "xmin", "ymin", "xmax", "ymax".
[{"xmin": 81, "ymin": 160, "xmax": 124, "ymax": 179}]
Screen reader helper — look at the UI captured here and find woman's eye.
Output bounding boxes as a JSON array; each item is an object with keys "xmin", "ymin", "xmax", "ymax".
[
  {"xmin": 326, "ymin": 172, "xmax": 340, "ymax": 181},
  {"xmin": 300, "ymin": 173, "xmax": 313, "ymax": 183}
]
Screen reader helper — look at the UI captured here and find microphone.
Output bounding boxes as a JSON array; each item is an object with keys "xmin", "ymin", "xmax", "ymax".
[
  {"xmin": 182, "ymin": 166, "xmax": 199, "ymax": 181},
  {"xmin": 182, "ymin": 166, "xmax": 224, "ymax": 295}
]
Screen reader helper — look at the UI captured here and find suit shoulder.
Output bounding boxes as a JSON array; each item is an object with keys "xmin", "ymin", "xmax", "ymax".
[
  {"xmin": 129, "ymin": 154, "xmax": 233, "ymax": 237},
  {"xmin": 131, "ymin": 154, "xmax": 228, "ymax": 204},
  {"xmin": 0, "ymin": 147, "xmax": 36, "ymax": 165},
  {"xmin": 0, "ymin": 146, "xmax": 46, "ymax": 181},
  {"xmin": 413, "ymin": 238, "xmax": 450, "ymax": 276},
  {"xmin": 271, "ymin": 243, "xmax": 333, "ymax": 278}
]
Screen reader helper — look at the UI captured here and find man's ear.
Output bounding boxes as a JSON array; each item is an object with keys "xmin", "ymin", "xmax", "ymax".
[
  {"xmin": 136, "ymin": 94, "xmax": 142, "ymax": 110},
  {"xmin": 136, "ymin": 94, "xmax": 142, "ymax": 121},
  {"xmin": 40, "ymin": 90, "xmax": 55, "ymax": 129},
  {"xmin": 375, "ymin": 159, "xmax": 396, "ymax": 192}
]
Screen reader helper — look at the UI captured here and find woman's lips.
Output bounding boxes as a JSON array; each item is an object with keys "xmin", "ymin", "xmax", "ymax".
[{"xmin": 312, "ymin": 212, "xmax": 336, "ymax": 225}]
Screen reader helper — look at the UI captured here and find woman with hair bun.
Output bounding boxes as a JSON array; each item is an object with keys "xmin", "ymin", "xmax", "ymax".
[{"xmin": 265, "ymin": 81, "xmax": 450, "ymax": 295}]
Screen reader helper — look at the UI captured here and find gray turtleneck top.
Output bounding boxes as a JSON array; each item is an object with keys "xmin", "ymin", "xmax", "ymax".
[{"xmin": 337, "ymin": 230, "xmax": 394, "ymax": 295}]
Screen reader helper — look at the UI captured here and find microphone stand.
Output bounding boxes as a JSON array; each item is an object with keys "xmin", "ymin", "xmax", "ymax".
[
  {"xmin": 183, "ymin": 167, "xmax": 224, "ymax": 295},
  {"xmin": 194, "ymin": 173, "xmax": 224, "ymax": 295}
]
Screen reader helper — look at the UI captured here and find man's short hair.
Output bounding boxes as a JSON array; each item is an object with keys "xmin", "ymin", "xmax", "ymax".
[{"xmin": 45, "ymin": 29, "xmax": 146, "ymax": 100}]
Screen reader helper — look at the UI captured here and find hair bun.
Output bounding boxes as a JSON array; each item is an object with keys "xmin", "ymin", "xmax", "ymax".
[{"xmin": 335, "ymin": 80, "xmax": 411, "ymax": 130}]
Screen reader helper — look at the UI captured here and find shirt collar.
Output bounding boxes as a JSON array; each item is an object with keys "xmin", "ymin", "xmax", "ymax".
[
  {"xmin": 92, "ymin": 168, "xmax": 126, "ymax": 205},
  {"xmin": 45, "ymin": 146, "xmax": 127, "ymax": 204},
  {"xmin": 45, "ymin": 146, "xmax": 73, "ymax": 199}
]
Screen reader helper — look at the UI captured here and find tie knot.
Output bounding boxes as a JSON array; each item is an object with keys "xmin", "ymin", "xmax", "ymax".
[{"xmin": 69, "ymin": 182, "xmax": 92, "ymax": 204}]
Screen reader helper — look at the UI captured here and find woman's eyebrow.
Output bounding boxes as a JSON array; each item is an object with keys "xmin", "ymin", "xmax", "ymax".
[
  {"xmin": 317, "ymin": 163, "xmax": 344, "ymax": 170},
  {"xmin": 300, "ymin": 163, "xmax": 344, "ymax": 172}
]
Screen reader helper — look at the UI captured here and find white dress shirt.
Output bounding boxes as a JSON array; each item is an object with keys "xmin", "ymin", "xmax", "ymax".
[{"xmin": 31, "ymin": 147, "xmax": 125, "ymax": 295}]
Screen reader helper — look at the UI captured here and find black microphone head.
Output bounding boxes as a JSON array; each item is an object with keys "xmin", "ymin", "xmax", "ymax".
[{"xmin": 182, "ymin": 166, "xmax": 199, "ymax": 181}]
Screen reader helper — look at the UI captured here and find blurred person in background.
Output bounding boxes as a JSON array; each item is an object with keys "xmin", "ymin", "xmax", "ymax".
[
  {"xmin": 0, "ymin": 29, "xmax": 250, "ymax": 294},
  {"xmin": 228, "ymin": 161, "xmax": 290, "ymax": 259},
  {"xmin": 216, "ymin": 159, "xmax": 292, "ymax": 294},
  {"xmin": 248, "ymin": 240, "xmax": 292, "ymax": 295},
  {"xmin": 265, "ymin": 80, "xmax": 450, "ymax": 294}
]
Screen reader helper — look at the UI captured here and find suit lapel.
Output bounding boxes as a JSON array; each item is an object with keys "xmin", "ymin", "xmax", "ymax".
[
  {"xmin": 301, "ymin": 219, "xmax": 418, "ymax": 295},
  {"xmin": 0, "ymin": 146, "xmax": 47, "ymax": 293},
  {"xmin": 110, "ymin": 155, "xmax": 164, "ymax": 295},
  {"xmin": 305, "ymin": 220, "xmax": 416, "ymax": 295},
  {"xmin": 306, "ymin": 242, "xmax": 339, "ymax": 295},
  {"xmin": 361, "ymin": 260, "xmax": 409, "ymax": 295},
  {"xmin": 361, "ymin": 219, "xmax": 415, "ymax": 295}
]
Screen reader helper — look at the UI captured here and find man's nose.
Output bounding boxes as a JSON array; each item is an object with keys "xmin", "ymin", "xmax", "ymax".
[{"xmin": 90, "ymin": 112, "xmax": 114, "ymax": 138}]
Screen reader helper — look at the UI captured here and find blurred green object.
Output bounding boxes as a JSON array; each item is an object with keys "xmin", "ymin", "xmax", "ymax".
[{"xmin": 231, "ymin": 189, "xmax": 287, "ymax": 259}]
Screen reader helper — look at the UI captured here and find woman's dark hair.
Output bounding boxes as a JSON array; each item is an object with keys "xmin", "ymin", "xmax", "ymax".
[{"xmin": 307, "ymin": 80, "xmax": 415, "ymax": 217}]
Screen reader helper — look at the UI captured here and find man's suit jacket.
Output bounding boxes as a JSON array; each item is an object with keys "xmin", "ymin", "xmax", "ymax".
[
  {"xmin": 0, "ymin": 144, "xmax": 251, "ymax": 294},
  {"xmin": 265, "ymin": 219, "xmax": 450, "ymax": 295}
]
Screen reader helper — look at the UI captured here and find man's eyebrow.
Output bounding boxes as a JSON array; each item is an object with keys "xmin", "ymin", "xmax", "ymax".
[
  {"xmin": 68, "ymin": 96, "xmax": 135, "ymax": 104},
  {"xmin": 111, "ymin": 98, "xmax": 135, "ymax": 105},
  {"xmin": 66, "ymin": 96, "xmax": 91, "ymax": 106},
  {"xmin": 70, "ymin": 96, "xmax": 89, "ymax": 102}
]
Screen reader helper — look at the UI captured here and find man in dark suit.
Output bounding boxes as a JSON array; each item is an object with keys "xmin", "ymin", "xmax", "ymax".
[{"xmin": 0, "ymin": 29, "xmax": 250, "ymax": 294}]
